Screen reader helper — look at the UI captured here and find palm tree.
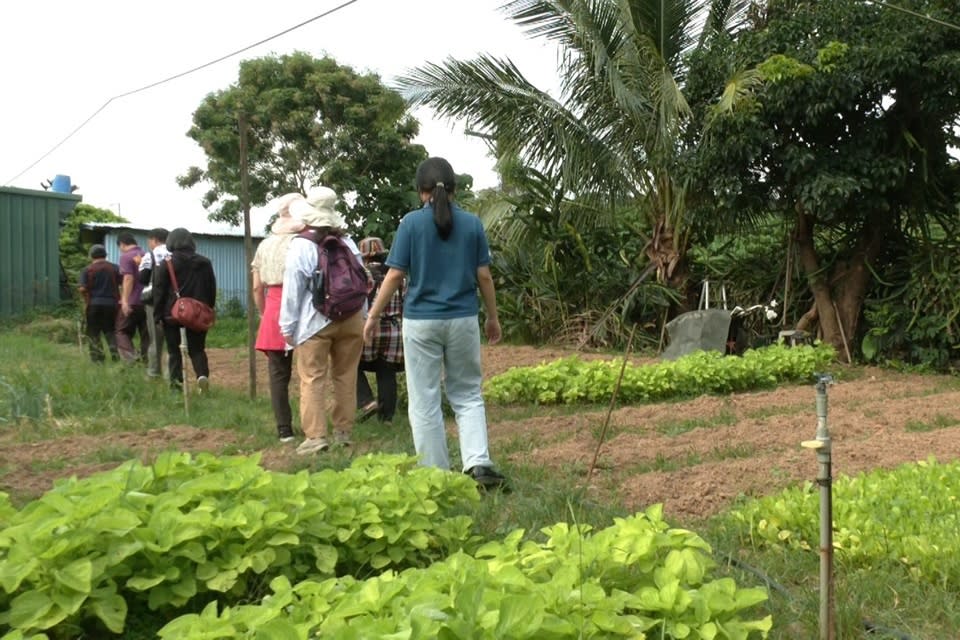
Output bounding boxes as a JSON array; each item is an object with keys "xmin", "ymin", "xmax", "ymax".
[{"xmin": 396, "ymin": 0, "xmax": 750, "ymax": 290}]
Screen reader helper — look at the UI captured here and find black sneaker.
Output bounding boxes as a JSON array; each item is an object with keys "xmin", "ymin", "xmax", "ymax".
[
  {"xmin": 465, "ymin": 466, "xmax": 509, "ymax": 492},
  {"xmin": 277, "ymin": 426, "xmax": 295, "ymax": 443}
]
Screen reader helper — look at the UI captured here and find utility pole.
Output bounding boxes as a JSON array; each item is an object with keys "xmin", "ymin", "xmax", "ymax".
[{"xmin": 238, "ymin": 111, "xmax": 257, "ymax": 400}]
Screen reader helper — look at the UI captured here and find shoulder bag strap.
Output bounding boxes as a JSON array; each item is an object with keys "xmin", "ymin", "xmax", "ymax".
[{"xmin": 165, "ymin": 257, "xmax": 182, "ymax": 298}]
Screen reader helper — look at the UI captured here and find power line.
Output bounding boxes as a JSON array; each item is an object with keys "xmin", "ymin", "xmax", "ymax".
[
  {"xmin": 4, "ymin": 0, "xmax": 361, "ymax": 186},
  {"xmin": 864, "ymin": 0, "xmax": 960, "ymax": 32}
]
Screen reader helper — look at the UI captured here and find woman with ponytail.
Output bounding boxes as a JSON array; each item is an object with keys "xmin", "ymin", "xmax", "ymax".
[{"xmin": 363, "ymin": 157, "xmax": 507, "ymax": 491}]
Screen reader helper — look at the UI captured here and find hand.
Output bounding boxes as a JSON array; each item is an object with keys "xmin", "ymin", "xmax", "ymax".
[
  {"xmin": 484, "ymin": 316, "xmax": 501, "ymax": 345},
  {"xmin": 121, "ymin": 302, "xmax": 132, "ymax": 316},
  {"xmin": 363, "ymin": 315, "xmax": 378, "ymax": 344},
  {"xmin": 283, "ymin": 333, "xmax": 296, "ymax": 347}
]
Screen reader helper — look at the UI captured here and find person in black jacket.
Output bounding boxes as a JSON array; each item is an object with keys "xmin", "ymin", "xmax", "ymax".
[
  {"xmin": 153, "ymin": 227, "xmax": 217, "ymax": 392},
  {"xmin": 78, "ymin": 244, "xmax": 121, "ymax": 363}
]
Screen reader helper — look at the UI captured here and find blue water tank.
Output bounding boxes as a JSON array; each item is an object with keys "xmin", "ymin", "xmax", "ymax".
[{"xmin": 50, "ymin": 174, "xmax": 72, "ymax": 193}]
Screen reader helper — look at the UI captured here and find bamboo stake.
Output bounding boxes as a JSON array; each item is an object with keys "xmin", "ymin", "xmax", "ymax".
[
  {"xmin": 832, "ymin": 302, "xmax": 852, "ymax": 364},
  {"xmin": 782, "ymin": 232, "xmax": 793, "ymax": 327},
  {"xmin": 180, "ymin": 326, "xmax": 190, "ymax": 416},
  {"xmin": 238, "ymin": 111, "xmax": 257, "ymax": 400},
  {"xmin": 586, "ymin": 323, "xmax": 638, "ymax": 483}
]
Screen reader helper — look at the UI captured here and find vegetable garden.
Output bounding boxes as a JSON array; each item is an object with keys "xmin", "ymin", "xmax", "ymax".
[{"xmin": 4, "ymin": 331, "xmax": 960, "ymax": 638}]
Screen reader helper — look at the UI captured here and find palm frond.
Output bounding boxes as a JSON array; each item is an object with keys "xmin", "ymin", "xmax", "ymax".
[
  {"xmin": 705, "ymin": 67, "xmax": 764, "ymax": 134},
  {"xmin": 620, "ymin": 0, "xmax": 710, "ymax": 67},
  {"xmin": 698, "ymin": 0, "xmax": 753, "ymax": 47},
  {"xmin": 396, "ymin": 55, "xmax": 643, "ymax": 200},
  {"xmin": 501, "ymin": 0, "xmax": 578, "ymax": 42}
]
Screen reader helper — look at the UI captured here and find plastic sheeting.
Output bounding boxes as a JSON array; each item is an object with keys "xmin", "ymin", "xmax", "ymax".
[{"xmin": 660, "ymin": 309, "xmax": 732, "ymax": 360}]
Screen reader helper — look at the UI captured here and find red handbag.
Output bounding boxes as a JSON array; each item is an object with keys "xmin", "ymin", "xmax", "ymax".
[{"xmin": 165, "ymin": 259, "xmax": 216, "ymax": 332}]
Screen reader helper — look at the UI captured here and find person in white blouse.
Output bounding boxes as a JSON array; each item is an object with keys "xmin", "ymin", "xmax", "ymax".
[
  {"xmin": 279, "ymin": 187, "xmax": 365, "ymax": 455},
  {"xmin": 137, "ymin": 228, "xmax": 170, "ymax": 379},
  {"xmin": 251, "ymin": 194, "xmax": 304, "ymax": 443}
]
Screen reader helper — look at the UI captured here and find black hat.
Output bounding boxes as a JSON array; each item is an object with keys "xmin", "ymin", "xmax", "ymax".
[{"xmin": 89, "ymin": 244, "xmax": 107, "ymax": 259}]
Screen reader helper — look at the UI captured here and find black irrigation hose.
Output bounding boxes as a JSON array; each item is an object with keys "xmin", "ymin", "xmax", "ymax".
[
  {"xmin": 715, "ymin": 551, "xmax": 794, "ymax": 602},
  {"xmin": 862, "ymin": 620, "xmax": 915, "ymax": 640},
  {"xmin": 717, "ymin": 551, "xmax": 916, "ymax": 640}
]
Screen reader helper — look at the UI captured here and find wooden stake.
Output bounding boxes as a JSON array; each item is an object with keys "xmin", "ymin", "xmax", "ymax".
[
  {"xmin": 587, "ymin": 323, "xmax": 638, "ymax": 483},
  {"xmin": 180, "ymin": 326, "xmax": 190, "ymax": 416},
  {"xmin": 832, "ymin": 302, "xmax": 852, "ymax": 364},
  {"xmin": 238, "ymin": 111, "xmax": 257, "ymax": 400}
]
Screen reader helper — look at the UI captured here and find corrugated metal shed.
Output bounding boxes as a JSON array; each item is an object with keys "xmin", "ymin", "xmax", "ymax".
[
  {"xmin": 0, "ymin": 186, "xmax": 81, "ymax": 316},
  {"xmin": 80, "ymin": 223, "xmax": 264, "ymax": 310}
]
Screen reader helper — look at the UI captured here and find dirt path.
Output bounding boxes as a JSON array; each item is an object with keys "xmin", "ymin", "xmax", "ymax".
[{"xmin": 3, "ymin": 345, "xmax": 958, "ymax": 521}]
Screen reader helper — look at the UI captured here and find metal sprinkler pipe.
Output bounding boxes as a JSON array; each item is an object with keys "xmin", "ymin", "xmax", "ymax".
[{"xmin": 801, "ymin": 373, "xmax": 835, "ymax": 640}]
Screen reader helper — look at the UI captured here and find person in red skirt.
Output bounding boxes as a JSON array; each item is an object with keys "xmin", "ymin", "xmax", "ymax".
[{"xmin": 251, "ymin": 194, "xmax": 305, "ymax": 442}]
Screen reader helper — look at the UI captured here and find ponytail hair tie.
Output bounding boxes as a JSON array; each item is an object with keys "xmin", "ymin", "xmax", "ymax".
[{"xmin": 435, "ymin": 182, "xmax": 445, "ymax": 189}]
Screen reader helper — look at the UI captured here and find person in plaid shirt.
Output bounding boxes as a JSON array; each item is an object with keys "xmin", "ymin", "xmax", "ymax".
[{"xmin": 356, "ymin": 237, "xmax": 404, "ymax": 423}]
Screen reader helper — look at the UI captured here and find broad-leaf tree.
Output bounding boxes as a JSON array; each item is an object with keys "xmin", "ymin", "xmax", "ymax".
[
  {"xmin": 179, "ymin": 52, "xmax": 427, "ymax": 238},
  {"xmin": 396, "ymin": 0, "xmax": 751, "ymax": 291},
  {"xmin": 687, "ymin": 0, "xmax": 960, "ymax": 359}
]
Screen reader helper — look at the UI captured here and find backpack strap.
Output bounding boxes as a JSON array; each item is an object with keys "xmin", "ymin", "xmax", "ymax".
[{"xmin": 297, "ymin": 228, "xmax": 334, "ymax": 274}]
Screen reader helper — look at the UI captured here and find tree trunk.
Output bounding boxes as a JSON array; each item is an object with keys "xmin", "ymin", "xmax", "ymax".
[
  {"xmin": 794, "ymin": 205, "xmax": 884, "ymax": 363},
  {"xmin": 646, "ymin": 218, "xmax": 695, "ymax": 313}
]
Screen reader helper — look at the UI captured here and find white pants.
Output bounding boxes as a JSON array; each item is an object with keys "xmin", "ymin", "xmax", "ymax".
[{"xmin": 402, "ymin": 316, "xmax": 494, "ymax": 471}]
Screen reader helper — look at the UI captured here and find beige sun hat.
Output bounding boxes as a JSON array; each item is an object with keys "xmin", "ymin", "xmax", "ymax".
[
  {"xmin": 268, "ymin": 193, "xmax": 307, "ymax": 235},
  {"xmin": 289, "ymin": 185, "xmax": 346, "ymax": 229}
]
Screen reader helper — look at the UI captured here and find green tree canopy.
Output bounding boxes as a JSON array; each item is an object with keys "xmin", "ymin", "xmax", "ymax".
[
  {"xmin": 686, "ymin": 0, "xmax": 960, "ymax": 358},
  {"xmin": 396, "ymin": 0, "xmax": 752, "ymax": 289},
  {"xmin": 179, "ymin": 52, "xmax": 427, "ymax": 238},
  {"xmin": 60, "ymin": 203, "xmax": 126, "ymax": 286}
]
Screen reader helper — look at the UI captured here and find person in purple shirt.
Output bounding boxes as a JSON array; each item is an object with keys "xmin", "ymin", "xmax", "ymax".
[{"xmin": 115, "ymin": 232, "xmax": 149, "ymax": 364}]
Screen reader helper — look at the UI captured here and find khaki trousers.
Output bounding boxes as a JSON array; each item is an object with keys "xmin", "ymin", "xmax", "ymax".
[{"xmin": 296, "ymin": 311, "xmax": 364, "ymax": 439}]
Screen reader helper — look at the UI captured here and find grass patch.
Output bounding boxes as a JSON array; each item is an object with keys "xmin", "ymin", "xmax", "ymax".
[
  {"xmin": 491, "ymin": 402, "xmax": 606, "ymax": 422},
  {"xmin": 81, "ymin": 446, "xmax": 140, "ymax": 465},
  {"xmin": 204, "ymin": 315, "xmax": 252, "ymax": 349},
  {"xmin": 624, "ymin": 444, "xmax": 756, "ymax": 474},
  {"xmin": 26, "ymin": 457, "xmax": 69, "ymax": 473},
  {"xmin": 0, "ymin": 334, "xmax": 276, "ymax": 439},
  {"xmin": 743, "ymin": 403, "xmax": 810, "ymax": 420},
  {"xmin": 655, "ymin": 408, "xmax": 738, "ymax": 436},
  {"xmin": 905, "ymin": 413, "xmax": 960, "ymax": 432}
]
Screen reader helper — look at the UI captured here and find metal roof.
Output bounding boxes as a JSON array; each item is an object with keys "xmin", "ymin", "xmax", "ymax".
[
  {"xmin": 79, "ymin": 224, "xmax": 263, "ymax": 310},
  {"xmin": 80, "ymin": 221, "xmax": 267, "ymax": 239}
]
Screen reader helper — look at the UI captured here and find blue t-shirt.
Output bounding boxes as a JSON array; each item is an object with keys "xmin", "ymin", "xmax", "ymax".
[{"xmin": 386, "ymin": 204, "xmax": 491, "ymax": 319}]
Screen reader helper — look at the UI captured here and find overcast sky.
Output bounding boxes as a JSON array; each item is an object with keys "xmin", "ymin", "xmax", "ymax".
[{"xmin": 1, "ymin": 1, "xmax": 558, "ymax": 232}]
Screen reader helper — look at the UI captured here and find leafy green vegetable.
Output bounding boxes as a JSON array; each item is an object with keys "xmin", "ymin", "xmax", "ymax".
[{"xmin": 485, "ymin": 343, "xmax": 836, "ymax": 405}]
